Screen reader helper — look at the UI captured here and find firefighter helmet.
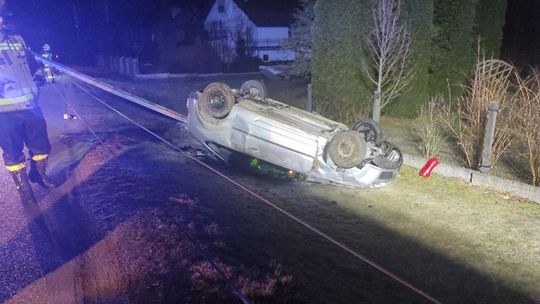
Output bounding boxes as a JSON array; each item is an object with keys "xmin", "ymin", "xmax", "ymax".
[{"xmin": 42, "ymin": 43, "xmax": 51, "ymax": 52}]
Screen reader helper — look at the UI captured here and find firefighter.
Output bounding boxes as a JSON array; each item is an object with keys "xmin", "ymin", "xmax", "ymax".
[
  {"xmin": 41, "ymin": 44, "xmax": 52, "ymax": 61},
  {"xmin": 0, "ymin": 9, "xmax": 55, "ymax": 204},
  {"xmin": 40, "ymin": 43, "xmax": 55, "ymax": 83}
]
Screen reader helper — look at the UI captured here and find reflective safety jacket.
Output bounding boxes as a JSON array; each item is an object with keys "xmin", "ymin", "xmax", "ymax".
[
  {"xmin": 0, "ymin": 34, "xmax": 38, "ymax": 113},
  {"xmin": 41, "ymin": 51, "xmax": 52, "ymax": 61}
]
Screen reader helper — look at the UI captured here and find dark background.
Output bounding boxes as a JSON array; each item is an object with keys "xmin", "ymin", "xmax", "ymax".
[
  {"xmin": 9, "ymin": 0, "xmax": 162, "ymax": 63},
  {"xmin": 7, "ymin": 0, "xmax": 215, "ymax": 64},
  {"xmin": 6, "ymin": 0, "xmax": 540, "ymax": 67},
  {"xmin": 501, "ymin": 0, "xmax": 540, "ymax": 66}
]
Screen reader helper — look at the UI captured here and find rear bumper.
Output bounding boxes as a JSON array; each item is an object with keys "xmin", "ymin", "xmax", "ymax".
[{"xmin": 308, "ymin": 159, "xmax": 399, "ymax": 188}]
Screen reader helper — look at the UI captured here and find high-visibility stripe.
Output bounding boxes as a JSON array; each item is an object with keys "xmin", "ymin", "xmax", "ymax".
[
  {"xmin": 0, "ymin": 94, "xmax": 33, "ymax": 105},
  {"xmin": 31, "ymin": 154, "xmax": 48, "ymax": 161},
  {"xmin": 0, "ymin": 43, "xmax": 23, "ymax": 51},
  {"xmin": 6, "ymin": 162, "xmax": 26, "ymax": 172}
]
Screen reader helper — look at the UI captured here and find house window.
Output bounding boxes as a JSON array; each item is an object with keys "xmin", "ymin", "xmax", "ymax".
[
  {"xmin": 211, "ymin": 21, "xmax": 221, "ymax": 33},
  {"xmin": 245, "ymin": 26, "xmax": 252, "ymax": 43},
  {"xmin": 218, "ymin": 0, "xmax": 225, "ymax": 13},
  {"xmin": 262, "ymin": 54, "xmax": 269, "ymax": 62}
]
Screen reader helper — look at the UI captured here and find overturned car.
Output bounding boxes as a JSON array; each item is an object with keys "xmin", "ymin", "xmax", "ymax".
[{"xmin": 185, "ymin": 81, "xmax": 402, "ymax": 188}]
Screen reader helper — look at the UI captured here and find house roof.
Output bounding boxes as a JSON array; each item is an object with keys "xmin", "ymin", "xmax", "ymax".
[{"xmin": 232, "ymin": 0, "xmax": 299, "ymax": 27}]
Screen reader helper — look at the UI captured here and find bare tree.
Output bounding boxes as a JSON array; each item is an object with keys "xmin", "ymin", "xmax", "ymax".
[{"xmin": 361, "ymin": 0, "xmax": 413, "ymax": 109}]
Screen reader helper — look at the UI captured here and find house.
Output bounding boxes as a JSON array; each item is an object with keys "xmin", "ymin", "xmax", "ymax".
[{"xmin": 204, "ymin": 0, "xmax": 297, "ymax": 63}]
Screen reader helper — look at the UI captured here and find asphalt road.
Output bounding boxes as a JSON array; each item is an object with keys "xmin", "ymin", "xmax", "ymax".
[
  {"xmin": 0, "ymin": 79, "xmax": 90, "ymax": 303},
  {"xmin": 0, "ymin": 77, "xmax": 220, "ymax": 303},
  {"xmin": 0, "ymin": 76, "xmax": 201, "ymax": 303}
]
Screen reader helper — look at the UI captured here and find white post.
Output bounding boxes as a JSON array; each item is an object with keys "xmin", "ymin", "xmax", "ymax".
[
  {"xmin": 109, "ymin": 56, "xmax": 114, "ymax": 71},
  {"xmin": 372, "ymin": 90, "xmax": 381, "ymax": 123},
  {"xmin": 132, "ymin": 58, "xmax": 140, "ymax": 75},
  {"xmin": 119, "ymin": 57, "xmax": 126, "ymax": 75},
  {"xmin": 126, "ymin": 58, "xmax": 133, "ymax": 76},
  {"xmin": 113, "ymin": 56, "xmax": 119, "ymax": 73},
  {"xmin": 307, "ymin": 83, "xmax": 313, "ymax": 112}
]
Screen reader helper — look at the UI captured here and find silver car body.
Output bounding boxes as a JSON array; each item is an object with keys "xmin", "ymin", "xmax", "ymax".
[{"xmin": 186, "ymin": 91, "xmax": 400, "ymax": 188}]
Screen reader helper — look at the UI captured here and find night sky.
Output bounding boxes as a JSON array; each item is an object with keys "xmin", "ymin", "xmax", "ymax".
[
  {"xmin": 5, "ymin": 0, "xmax": 540, "ymax": 66},
  {"xmin": 8, "ymin": 0, "xmax": 165, "ymax": 63}
]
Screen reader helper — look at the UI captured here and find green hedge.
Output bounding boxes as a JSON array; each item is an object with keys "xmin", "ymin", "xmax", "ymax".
[
  {"xmin": 473, "ymin": 0, "xmax": 507, "ymax": 58},
  {"xmin": 429, "ymin": 0, "xmax": 478, "ymax": 99},
  {"xmin": 387, "ymin": 0, "xmax": 434, "ymax": 117},
  {"xmin": 310, "ymin": 0, "xmax": 507, "ymax": 119},
  {"xmin": 311, "ymin": 0, "xmax": 371, "ymax": 121}
]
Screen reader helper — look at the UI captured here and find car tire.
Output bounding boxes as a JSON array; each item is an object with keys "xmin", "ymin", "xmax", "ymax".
[
  {"xmin": 372, "ymin": 141, "xmax": 403, "ymax": 169},
  {"xmin": 327, "ymin": 130, "xmax": 367, "ymax": 169},
  {"xmin": 240, "ymin": 80, "xmax": 267, "ymax": 98},
  {"xmin": 354, "ymin": 119, "xmax": 383, "ymax": 146},
  {"xmin": 198, "ymin": 82, "xmax": 235, "ymax": 122}
]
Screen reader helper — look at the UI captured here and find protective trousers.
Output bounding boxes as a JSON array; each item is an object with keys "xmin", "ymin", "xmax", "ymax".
[
  {"xmin": 0, "ymin": 107, "xmax": 52, "ymax": 202},
  {"xmin": 0, "ymin": 107, "xmax": 51, "ymax": 168}
]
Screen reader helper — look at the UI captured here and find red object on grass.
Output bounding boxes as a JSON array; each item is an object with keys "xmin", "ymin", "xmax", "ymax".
[{"xmin": 420, "ymin": 156, "xmax": 440, "ymax": 178}]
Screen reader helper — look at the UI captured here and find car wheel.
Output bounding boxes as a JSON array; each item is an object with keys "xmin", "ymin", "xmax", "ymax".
[
  {"xmin": 354, "ymin": 119, "xmax": 383, "ymax": 146},
  {"xmin": 198, "ymin": 82, "xmax": 235, "ymax": 122},
  {"xmin": 372, "ymin": 141, "xmax": 403, "ymax": 169},
  {"xmin": 240, "ymin": 80, "xmax": 267, "ymax": 98},
  {"xmin": 327, "ymin": 130, "xmax": 367, "ymax": 169}
]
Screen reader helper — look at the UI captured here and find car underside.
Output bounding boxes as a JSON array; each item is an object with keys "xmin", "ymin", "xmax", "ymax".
[{"xmin": 186, "ymin": 81, "xmax": 402, "ymax": 188}]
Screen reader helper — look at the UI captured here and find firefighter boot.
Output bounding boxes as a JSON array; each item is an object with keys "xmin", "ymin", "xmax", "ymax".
[
  {"xmin": 33, "ymin": 159, "xmax": 57, "ymax": 190},
  {"xmin": 10, "ymin": 169, "xmax": 38, "ymax": 204}
]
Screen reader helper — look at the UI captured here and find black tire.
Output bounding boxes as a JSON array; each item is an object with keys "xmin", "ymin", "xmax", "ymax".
[
  {"xmin": 354, "ymin": 119, "xmax": 383, "ymax": 146},
  {"xmin": 198, "ymin": 82, "xmax": 235, "ymax": 122},
  {"xmin": 372, "ymin": 141, "xmax": 403, "ymax": 169},
  {"xmin": 327, "ymin": 130, "xmax": 367, "ymax": 169},
  {"xmin": 240, "ymin": 80, "xmax": 267, "ymax": 98}
]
